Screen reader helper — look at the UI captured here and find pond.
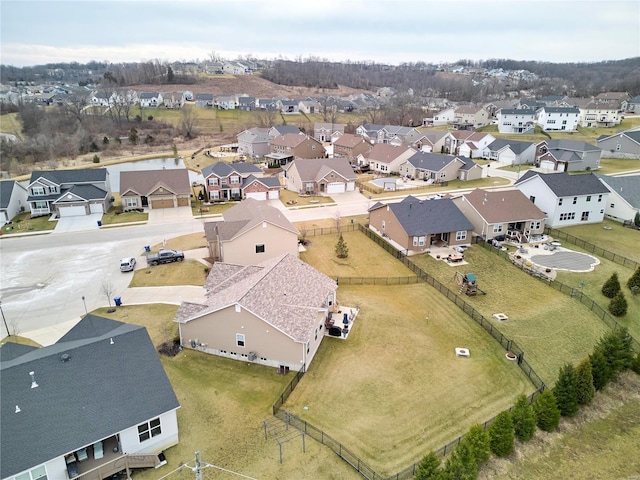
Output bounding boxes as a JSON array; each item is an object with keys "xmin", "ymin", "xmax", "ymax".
[{"xmin": 105, "ymin": 157, "xmax": 204, "ymax": 192}]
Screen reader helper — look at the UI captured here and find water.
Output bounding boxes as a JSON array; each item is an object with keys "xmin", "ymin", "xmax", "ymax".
[{"xmin": 104, "ymin": 157, "xmax": 204, "ymax": 192}]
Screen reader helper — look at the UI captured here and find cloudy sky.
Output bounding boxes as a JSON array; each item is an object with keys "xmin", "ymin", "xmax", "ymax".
[{"xmin": 1, "ymin": 0, "xmax": 639, "ymax": 67}]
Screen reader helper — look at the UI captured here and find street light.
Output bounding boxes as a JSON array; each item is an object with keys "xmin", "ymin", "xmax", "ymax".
[
  {"xmin": 0, "ymin": 300, "xmax": 10, "ymax": 337},
  {"xmin": 82, "ymin": 296, "xmax": 88, "ymax": 315}
]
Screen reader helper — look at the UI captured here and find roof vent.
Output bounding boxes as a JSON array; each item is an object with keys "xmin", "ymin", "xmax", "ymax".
[
  {"xmin": 29, "ymin": 371, "xmax": 38, "ymax": 389},
  {"xmin": 110, "ymin": 338, "xmax": 114, "ymax": 345},
  {"xmin": 15, "ymin": 405, "xmax": 21, "ymax": 414},
  {"xmin": 60, "ymin": 353, "xmax": 71, "ymax": 362}
]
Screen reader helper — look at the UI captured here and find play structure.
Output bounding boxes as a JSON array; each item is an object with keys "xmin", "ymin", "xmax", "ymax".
[{"xmin": 453, "ymin": 272, "xmax": 486, "ymax": 296}]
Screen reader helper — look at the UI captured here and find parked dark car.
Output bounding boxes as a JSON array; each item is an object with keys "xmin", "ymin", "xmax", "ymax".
[{"xmin": 146, "ymin": 249, "xmax": 185, "ymax": 266}]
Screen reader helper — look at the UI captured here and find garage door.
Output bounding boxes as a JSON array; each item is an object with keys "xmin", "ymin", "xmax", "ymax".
[
  {"xmin": 540, "ymin": 160, "xmax": 555, "ymax": 170},
  {"xmin": 346, "ymin": 182, "xmax": 356, "ymax": 192},
  {"xmin": 59, "ymin": 205, "xmax": 86, "ymax": 217},
  {"xmin": 326, "ymin": 182, "xmax": 346, "ymax": 194},
  {"xmin": 90, "ymin": 203, "xmax": 103, "ymax": 214},
  {"xmin": 268, "ymin": 190, "xmax": 280, "ymax": 200},
  {"xmin": 151, "ymin": 199, "xmax": 174, "ymax": 209},
  {"xmin": 177, "ymin": 197, "xmax": 190, "ymax": 207},
  {"xmin": 246, "ymin": 192, "xmax": 267, "ymax": 201}
]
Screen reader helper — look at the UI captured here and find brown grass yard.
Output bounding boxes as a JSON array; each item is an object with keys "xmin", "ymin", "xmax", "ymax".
[
  {"xmin": 130, "ymin": 260, "xmax": 208, "ymax": 287},
  {"xmin": 404, "ymin": 246, "xmax": 612, "ymax": 384},
  {"xmin": 284, "ymin": 284, "xmax": 534, "ymax": 476}
]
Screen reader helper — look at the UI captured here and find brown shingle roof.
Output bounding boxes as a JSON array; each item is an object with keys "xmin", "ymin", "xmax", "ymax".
[
  {"xmin": 462, "ymin": 188, "xmax": 546, "ymax": 223},
  {"xmin": 120, "ymin": 169, "xmax": 190, "ymax": 196},
  {"xmin": 334, "ymin": 133, "xmax": 368, "ymax": 148},
  {"xmin": 365, "ymin": 143, "xmax": 413, "ymax": 163}
]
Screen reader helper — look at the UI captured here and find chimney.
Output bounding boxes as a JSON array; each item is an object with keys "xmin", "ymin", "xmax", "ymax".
[{"xmin": 29, "ymin": 371, "xmax": 38, "ymax": 389}]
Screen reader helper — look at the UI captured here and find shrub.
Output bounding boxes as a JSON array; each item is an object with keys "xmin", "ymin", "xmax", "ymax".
[
  {"xmin": 92, "ymin": 155, "xmax": 100, "ymax": 163},
  {"xmin": 602, "ymin": 272, "xmax": 621, "ymax": 298},
  {"xmin": 533, "ymin": 389, "xmax": 561, "ymax": 432},
  {"xmin": 414, "ymin": 451, "xmax": 443, "ymax": 480},
  {"xmin": 512, "ymin": 394, "xmax": 536, "ymax": 442},
  {"xmin": 335, "ymin": 233, "xmax": 349, "ymax": 258},
  {"xmin": 488, "ymin": 410, "xmax": 514, "ymax": 457},
  {"xmin": 608, "ymin": 291, "xmax": 628, "ymax": 317},
  {"xmin": 461, "ymin": 424, "xmax": 491, "ymax": 465},
  {"xmin": 575, "ymin": 357, "xmax": 596, "ymax": 405},
  {"xmin": 632, "ymin": 352, "xmax": 640, "ymax": 375},
  {"xmin": 554, "ymin": 363, "xmax": 579, "ymax": 417},
  {"xmin": 443, "ymin": 441, "xmax": 478, "ymax": 480}
]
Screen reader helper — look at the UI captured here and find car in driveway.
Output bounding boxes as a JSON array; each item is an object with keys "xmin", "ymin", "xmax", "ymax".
[{"xmin": 120, "ymin": 257, "xmax": 137, "ymax": 272}]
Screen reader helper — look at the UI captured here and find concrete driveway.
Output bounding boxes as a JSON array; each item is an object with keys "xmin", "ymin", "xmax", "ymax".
[
  {"xmin": 54, "ymin": 213, "xmax": 103, "ymax": 233},
  {"xmin": 147, "ymin": 206, "xmax": 194, "ymax": 224}
]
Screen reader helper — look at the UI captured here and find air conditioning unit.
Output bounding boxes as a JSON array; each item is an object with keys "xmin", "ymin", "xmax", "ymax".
[
  {"xmin": 248, "ymin": 351, "xmax": 257, "ymax": 361},
  {"xmin": 189, "ymin": 339, "xmax": 196, "ymax": 348}
]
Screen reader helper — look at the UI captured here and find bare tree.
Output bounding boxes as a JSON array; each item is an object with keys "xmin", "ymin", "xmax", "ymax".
[
  {"xmin": 181, "ymin": 105, "xmax": 198, "ymax": 139},
  {"xmin": 101, "ymin": 280, "xmax": 115, "ymax": 308},
  {"xmin": 255, "ymin": 109, "xmax": 277, "ymax": 128},
  {"xmin": 334, "ymin": 210, "xmax": 342, "ymax": 232}
]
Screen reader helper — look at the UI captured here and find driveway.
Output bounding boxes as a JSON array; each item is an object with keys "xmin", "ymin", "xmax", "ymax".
[
  {"xmin": 54, "ymin": 213, "xmax": 103, "ymax": 233},
  {"xmin": 147, "ymin": 206, "xmax": 194, "ymax": 224}
]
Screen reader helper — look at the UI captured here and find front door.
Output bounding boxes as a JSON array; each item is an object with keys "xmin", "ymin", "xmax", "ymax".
[{"xmin": 441, "ymin": 232, "xmax": 449, "ymax": 242}]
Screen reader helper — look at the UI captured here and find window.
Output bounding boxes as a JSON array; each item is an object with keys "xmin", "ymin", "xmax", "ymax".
[
  {"xmin": 456, "ymin": 231, "xmax": 467, "ymax": 241},
  {"xmin": 306, "ymin": 342, "xmax": 310, "ymax": 353},
  {"xmin": 15, "ymin": 466, "xmax": 47, "ymax": 480},
  {"xmin": 138, "ymin": 417, "xmax": 162, "ymax": 442},
  {"xmin": 562, "ymin": 120, "xmax": 567, "ymax": 125},
  {"xmin": 573, "ymin": 197, "xmax": 577, "ymax": 204},
  {"xmin": 610, "ymin": 203, "xmax": 615, "ymax": 208},
  {"xmin": 208, "ymin": 178, "xmax": 219, "ymax": 186},
  {"xmin": 236, "ymin": 333, "xmax": 245, "ymax": 347},
  {"xmin": 559, "ymin": 212, "xmax": 576, "ymax": 221},
  {"xmin": 581, "ymin": 211, "xmax": 589, "ymax": 221},
  {"xmin": 32, "ymin": 186, "xmax": 45, "ymax": 195},
  {"xmin": 531, "ymin": 221, "xmax": 541, "ymax": 230},
  {"xmin": 413, "ymin": 236, "xmax": 425, "ymax": 246},
  {"xmin": 529, "ymin": 195, "xmax": 536, "ymax": 203},
  {"xmin": 616, "ymin": 143, "xmax": 621, "ymax": 151},
  {"xmin": 230, "ymin": 175, "xmax": 240, "ymax": 184},
  {"xmin": 381, "ymin": 220, "xmax": 386, "ymax": 230},
  {"xmin": 315, "ymin": 328, "xmax": 318, "ymax": 341},
  {"xmin": 493, "ymin": 224, "xmax": 503, "ymax": 233},
  {"xmin": 221, "ymin": 178, "xmax": 228, "ymax": 186},
  {"xmin": 125, "ymin": 198, "xmax": 138, "ymax": 207},
  {"xmin": 255, "ymin": 244, "xmax": 265, "ymax": 254},
  {"xmin": 586, "ymin": 196, "xmax": 591, "ymax": 202},
  {"xmin": 558, "ymin": 198, "xmax": 563, "ymax": 206},
  {"xmin": 34, "ymin": 201, "xmax": 48, "ymax": 209},
  {"xmin": 547, "ymin": 120, "xmax": 556, "ymax": 124},
  {"xmin": 598, "ymin": 194, "xmax": 603, "ymax": 202}
]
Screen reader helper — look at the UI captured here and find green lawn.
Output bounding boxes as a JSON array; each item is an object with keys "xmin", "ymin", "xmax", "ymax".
[
  {"xmin": 1, "ymin": 212, "xmax": 56, "ymax": 235},
  {"xmin": 597, "ymin": 158, "xmax": 640, "ymax": 174},
  {"xmin": 284, "ymin": 284, "xmax": 534, "ymax": 476},
  {"xmin": 409, "ymin": 246, "xmax": 612, "ymax": 384}
]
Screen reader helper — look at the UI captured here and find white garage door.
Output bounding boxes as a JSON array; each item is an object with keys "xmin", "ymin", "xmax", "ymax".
[
  {"xmin": 90, "ymin": 203, "xmax": 104, "ymax": 214},
  {"xmin": 59, "ymin": 205, "xmax": 86, "ymax": 217},
  {"xmin": 346, "ymin": 182, "xmax": 356, "ymax": 192},
  {"xmin": 246, "ymin": 192, "xmax": 267, "ymax": 201},
  {"xmin": 327, "ymin": 182, "xmax": 345, "ymax": 194},
  {"xmin": 268, "ymin": 190, "xmax": 280, "ymax": 199},
  {"xmin": 540, "ymin": 160, "xmax": 555, "ymax": 171}
]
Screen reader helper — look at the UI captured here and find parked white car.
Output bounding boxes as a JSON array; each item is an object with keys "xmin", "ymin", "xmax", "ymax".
[{"xmin": 120, "ymin": 257, "xmax": 136, "ymax": 272}]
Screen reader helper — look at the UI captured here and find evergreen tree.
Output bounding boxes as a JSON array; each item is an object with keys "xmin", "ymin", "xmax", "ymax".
[
  {"xmin": 461, "ymin": 424, "xmax": 491, "ymax": 465},
  {"xmin": 589, "ymin": 349, "xmax": 611, "ymax": 391},
  {"xmin": 575, "ymin": 357, "xmax": 596, "ymax": 406},
  {"xmin": 627, "ymin": 266, "xmax": 640, "ymax": 295},
  {"xmin": 634, "ymin": 211, "xmax": 640, "ymax": 228},
  {"xmin": 553, "ymin": 363, "xmax": 579, "ymax": 417},
  {"xmin": 414, "ymin": 451, "xmax": 444, "ymax": 480},
  {"xmin": 335, "ymin": 233, "xmax": 349, "ymax": 258},
  {"xmin": 609, "ymin": 291, "xmax": 628, "ymax": 316},
  {"xmin": 533, "ymin": 390, "xmax": 561, "ymax": 432},
  {"xmin": 596, "ymin": 328, "xmax": 634, "ymax": 379},
  {"xmin": 488, "ymin": 411, "xmax": 514, "ymax": 457},
  {"xmin": 601, "ymin": 272, "xmax": 621, "ymax": 298},
  {"xmin": 632, "ymin": 351, "xmax": 640, "ymax": 375},
  {"xmin": 442, "ymin": 441, "xmax": 478, "ymax": 480},
  {"xmin": 512, "ymin": 394, "xmax": 536, "ymax": 442}
]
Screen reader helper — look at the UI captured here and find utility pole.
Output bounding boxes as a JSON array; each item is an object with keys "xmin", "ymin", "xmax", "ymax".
[
  {"xmin": 0, "ymin": 301, "xmax": 9, "ymax": 337},
  {"xmin": 195, "ymin": 451, "xmax": 202, "ymax": 480}
]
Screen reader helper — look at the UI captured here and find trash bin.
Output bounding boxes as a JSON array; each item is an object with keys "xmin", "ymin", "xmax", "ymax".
[
  {"xmin": 97, "ymin": 220, "xmax": 102, "ymax": 227},
  {"xmin": 114, "ymin": 297, "xmax": 122, "ymax": 307},
  {"xmin": 144, "ymin": 245, "xmax": 150, "ymax": 252}
]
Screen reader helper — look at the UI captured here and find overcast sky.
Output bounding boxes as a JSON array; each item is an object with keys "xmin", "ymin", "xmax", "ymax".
[{"xmin": 1, "ymin": 0, "xmax": 639, "ymax": 67}]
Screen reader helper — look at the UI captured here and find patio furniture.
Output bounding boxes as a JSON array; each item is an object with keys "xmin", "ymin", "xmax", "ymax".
[
  {"xmin": 93, "ymin": 441, "xmax": 104, "ymax": 460},
  {"xmin": 76, "ymin": 448, "xmax": 88, "ymax": 462}
]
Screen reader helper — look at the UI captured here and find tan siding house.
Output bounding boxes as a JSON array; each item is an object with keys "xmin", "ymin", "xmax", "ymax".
[
  {"xmin": 269, "ymin": 133, "xmax": 326, "ymax": 159},
  {"xmin": 120, "ymin": 169, "xmax": 190, "ymax": 210}
]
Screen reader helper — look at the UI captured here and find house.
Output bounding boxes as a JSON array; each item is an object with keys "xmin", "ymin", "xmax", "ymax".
[
  {"xmin": 283, "ymin": 157, "xmax": 356, "ymax": 194},
  {"xmin": 625, "ymin": 95, "xmax": 640, "ymax": 113},
  {"xmin": 535, "ymin": 139, "xmax": 601, "ymax": 172},
  {"xmin": 203, "ymin": 198, "xmax": 299, "ymax": 263},
  {"xmin": 534, "ymin": 106, "xmax": 580, "ymax": 131},
  {"xmin": 354, "ymin": 124, "xmax": 420, "ymax": 145},
  {"xmin": 195, "ymin": 93, "xmax": 214, "ymax": 108},
  {"xmin": 358, "ymin": 143, "xmax": 416, "ymax": 174},
  {"xmin": 89, "ymin": 91, "xmax": 112, "ymax": 107},
  {"xmin": 577, "ymin": 101, "xmax": 622, "ymax": 128},
  {"xmin": 514, "ymin": 171, "xmax": 609, "ymax": 227},
  {"xmin": 298, "ymin": 99, "xmax": 321, "ymax": 114},
  {"xmin": 0, "ymin": 180, "xmax": 29, "ymax": 225},
  {"xmin": 332, "ymin": 133, "xmax": 371, "ymax": 163},
  {"xmin": 595, "ymin": 174, "xmax": 640, "ymax": 224},
  {"xmin": 241, "ymin": 175, "xmax": 282, "ymax": 201},
  {"xmin": 278, "ymin": 99, "xmax": 300, "ymax": 114},
  {"xmin": 483, "ymin": 139, "xmax": 536, "ymax": 165},
  {"xmin": 222, "ymin": 61, "xmax": 252, "ymax": 75},
  {"xmin": 413, "ymin": 130, "xmax": 457, "ymax": 154},
  {"xmin": 238, "ymin": 96, "xmax": 256, "ymax": 111},
  {"xmin": 453, "ymin": 188, "xmax": 546, "ymax": 243},
  {"xmin": 119, "ymin": 169, "xmax": 191, "ymax": 211},
  {"xmin": 399, "ymin": 152, "xmax": 482, "ymax": 182},
  {"xmin": 594, "ymin": 91, "xmax": 630, "ymax": 107},
  {"xmin": 430, "ymin": 108, "xmax": 455, "ymax": 126},
  {"xmin": 138, "ymin": 92, "xmax": 163, "ymax": 108},
  {"xmin": 269, "ymin": 133, "xmax": 326, "ymax": 160},
  {"xmin": 256, "ymin": 98, "xmax": 279, "ymax": 111},
  {"xmin": 216, "ymin": 95, "xmax": 236, "ymax": 110},
  {"xmin": 355, "ymin": 123, "xmax": 385, "ymax": 143},
  {"xmin": 161, "ymin": 91, "xmax": 185, "ymax": 109},
  {"xmin": 201, "ymin": 162, "xmax": 265, "ymax": 202},
  {"xmin": 452, "ymin": 131, "xmax": 495, "ymax": 158},
  {"xmin": 1, "ymin": 315, "xmax": 180, "ymax": 480},
  {"xmin": 237, "ymin": 127, "xmax": 272, "ymax": 157},
  {"xmin": 596, "ymin": 128, "xmax": 640, "ymax": 158},
  {"xmin": 314, "ymin": 123, "xmax": 346, "ymax": 143},
  {"xmin": 497, "ymin": 108, "xmax": 536, "ymax": 134},
  {"xmin": 27, "ymin": 169, "xmax": 112, "ymax": 218},
  {"xmin": 174, "ymin": 253, "xmax": 338, "ymax": 372},
  {"xmin": 268, "ymin": 125, "xmax": 301, "ymax": 138},
  {"xmin": 452, "ymin": 106, "xmax": 490, "ymax": 129},
  {"xmin": 368, "ymin": 196, "xmax": 474, "ymax": 254}
]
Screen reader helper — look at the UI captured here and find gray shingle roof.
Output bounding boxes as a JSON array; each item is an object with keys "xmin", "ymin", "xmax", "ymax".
[
  {"xmin": 29, "ymin": 168, "xmax": 108, "ymax": 186},
  {"xmin": 541, "ymin": 139, "xmax": 600, "ymax": 153},
  {"xmin": 406, "ymin": 152, "xmax": 460, "ymax": 171},
  {"xmin": 52, "ymin": 184, "xmax": 108, "ymax": 202},
  {"xmin": 178, "ymin": 254, "xmax": 337, "ymax": 343},
  {"xmin": 1, "ymin": 316, "xmax": 179, "ymax": 479},
  {"xmin": 595, "ymin": 174, "xmax": 640, "ymax": 208},
  {"xmin": 516, "ymin": 171, "xmax": 610, "ymax": 197},
  {"xmin": 377, "ymin": 196, "xmax": 473, "ymax": 235},
  {"xmin": 541, "ymin": 106, "xmax": 579, "ymax": 114},
  {"xmin": 201, "ymin": 161, "xmax": 262, "ymax": 179},
  {"xmin": 487, "ymin": 138, "xmax": 535, "ymax": 154},
  {"xmin": 0, "ymin": 180, "xmax": 17, "ymax": 209}
]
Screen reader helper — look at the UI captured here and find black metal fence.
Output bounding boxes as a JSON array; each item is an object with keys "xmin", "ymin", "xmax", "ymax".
[
  {"xmin": 474, "ymin": 237, "xmax": 640, "ymax": 352},
  {"xmin": 301, "ymin": 223, "xmax": 359, "ymax": 238},
  {"xmin": 336, "ymin": 276, "xmax": 420, "ymax": 286},
  {"xmin": 544, "ymin": 226, "xmax": 639, "ymax": 271}
]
